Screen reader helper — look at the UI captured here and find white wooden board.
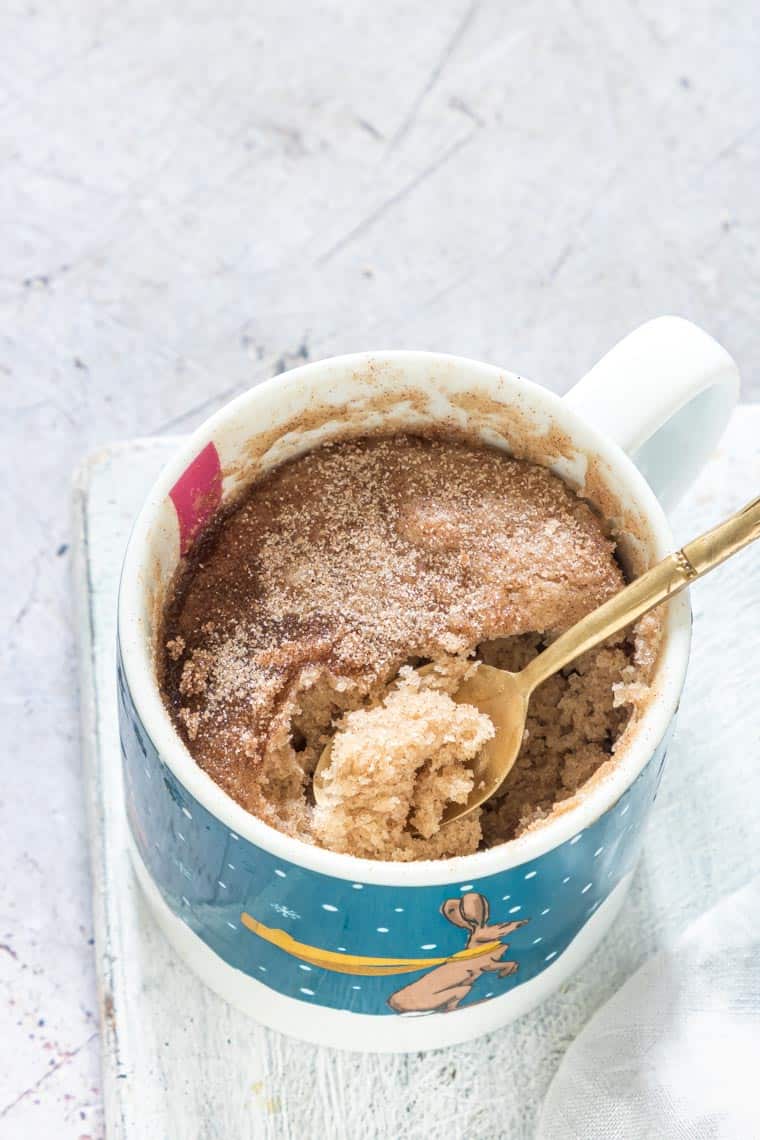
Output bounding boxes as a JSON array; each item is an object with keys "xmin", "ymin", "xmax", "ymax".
[{"xmin": 73, "ymin": 411, "xmax": 760, "ymax": 1140}]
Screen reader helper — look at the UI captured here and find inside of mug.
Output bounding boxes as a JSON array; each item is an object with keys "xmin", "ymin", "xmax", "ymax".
[{"xmin": 131, "ymin": 354, "xmax": 668, "ymax": 848}]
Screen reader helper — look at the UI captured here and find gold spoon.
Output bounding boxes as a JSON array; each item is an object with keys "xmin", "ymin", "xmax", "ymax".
[{"xmin": 313, "ymin": 494, "xmax": 760, "ymax": 823}]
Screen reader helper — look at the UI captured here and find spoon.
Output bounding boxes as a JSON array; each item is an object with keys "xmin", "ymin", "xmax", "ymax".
[{"xmin": 313, "ymin": 493, "xmax": 760, "ymax": 823}]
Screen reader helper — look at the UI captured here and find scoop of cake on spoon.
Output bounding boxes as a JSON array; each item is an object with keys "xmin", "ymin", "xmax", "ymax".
[{"xmin": 313, "ymin": 492, "xmax": 760, "ymax": 823}]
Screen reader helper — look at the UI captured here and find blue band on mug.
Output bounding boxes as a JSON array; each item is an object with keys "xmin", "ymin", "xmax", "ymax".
[{"xmin": 118, "ymin": 645, "xmax": 670, "ymax": 1017}]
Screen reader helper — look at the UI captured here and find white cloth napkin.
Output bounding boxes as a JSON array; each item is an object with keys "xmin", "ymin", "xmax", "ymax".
[{"xmin": 537, "ymin": 876, "xmax": 760, "ymax": 1139}]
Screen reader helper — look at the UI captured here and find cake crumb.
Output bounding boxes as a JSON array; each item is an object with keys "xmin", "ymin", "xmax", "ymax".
[
  {"xmin": 166, "ymin": 636, "xmax": 185, "ymax": 661},
  {"xmin": 312, "ymin": 665, "xmax": 493, "ymax": 859}
]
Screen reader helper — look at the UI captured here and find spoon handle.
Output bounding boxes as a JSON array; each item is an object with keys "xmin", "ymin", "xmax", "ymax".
[{"xmin": 520, "ymin": 493, "xmax": 760, "ymax": 695}]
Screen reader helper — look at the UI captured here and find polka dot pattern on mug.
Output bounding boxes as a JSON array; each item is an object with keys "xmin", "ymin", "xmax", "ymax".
[{"xmin": 117, "ymin": 643, "xmax": 673, "ymax": 1017}]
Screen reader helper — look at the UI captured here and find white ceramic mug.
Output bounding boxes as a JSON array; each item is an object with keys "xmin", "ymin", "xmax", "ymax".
[{"xmin": 118, "ymin": 316, "xmax": 738, "ymax": 1052}]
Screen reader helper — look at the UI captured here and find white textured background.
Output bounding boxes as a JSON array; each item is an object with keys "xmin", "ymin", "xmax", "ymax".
[{"xmin": 1, "ymin": 1, "xmax": 759, "ymax": 1137}]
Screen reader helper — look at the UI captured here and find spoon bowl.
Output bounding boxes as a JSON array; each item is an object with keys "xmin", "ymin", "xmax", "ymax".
[
  {"xmin": 440, "ymin": 665, "xmax": 528, "ymax": 822},
  {"xmin": 311, "ymin": 663, "xmax": 528, "ymax": 817}
]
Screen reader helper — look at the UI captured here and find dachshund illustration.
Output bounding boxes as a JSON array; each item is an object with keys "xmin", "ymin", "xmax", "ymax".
[{"xmin": 388, "ymin": 892, "xmax": 528, "ymax": 1014}]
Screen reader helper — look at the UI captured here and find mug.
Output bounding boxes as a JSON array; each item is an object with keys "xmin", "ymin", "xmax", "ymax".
[{"xmin": 117, "ymin": 317, "xmax": 738, "ymax": 1052}]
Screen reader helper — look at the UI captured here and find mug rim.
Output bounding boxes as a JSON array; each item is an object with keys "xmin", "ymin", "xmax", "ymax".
[{"xmin": 118, "ymin": 349, "xmax": 691, "ymax": 886}]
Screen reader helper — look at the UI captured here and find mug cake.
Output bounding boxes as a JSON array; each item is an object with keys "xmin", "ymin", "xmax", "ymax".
[{"xmin": 159, "ymin": 433, "xmax": 660, "ymax": 861}]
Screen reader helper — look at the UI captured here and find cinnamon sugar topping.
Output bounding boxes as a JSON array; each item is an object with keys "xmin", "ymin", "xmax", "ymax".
[{"xmin": 160, "ymin": 433, "xmax": 660, "ymax": 860}]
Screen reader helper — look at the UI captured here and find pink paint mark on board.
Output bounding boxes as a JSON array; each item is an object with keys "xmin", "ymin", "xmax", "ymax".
[{"xmin": 169, "ymin": 442, "xmax": 222, "ymax": 555}]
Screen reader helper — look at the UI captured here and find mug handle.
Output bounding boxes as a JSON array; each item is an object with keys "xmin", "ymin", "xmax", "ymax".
[{"xmin": 564, "ymin": 316, "xmax": 740, "ymax": 512}]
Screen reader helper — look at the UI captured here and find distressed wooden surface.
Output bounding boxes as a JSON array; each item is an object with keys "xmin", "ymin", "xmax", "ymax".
[
  {"xmin": 68, "ymin": 414, "xmax": 759, "ymax": 1140},
  {"xmin": 2, "ymin": 1, "xmax": 760, "ymax": 1135}
]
